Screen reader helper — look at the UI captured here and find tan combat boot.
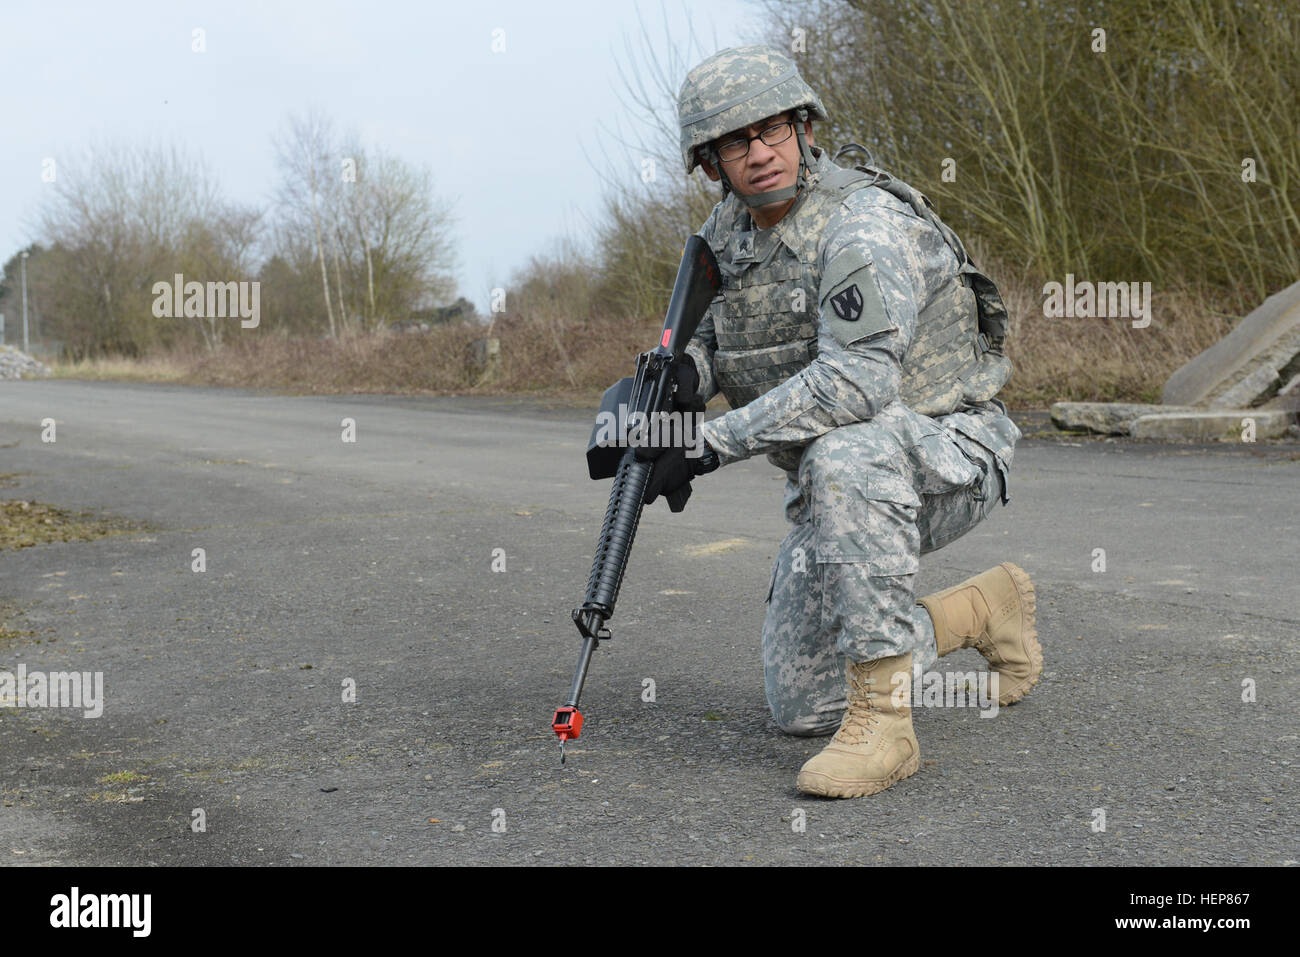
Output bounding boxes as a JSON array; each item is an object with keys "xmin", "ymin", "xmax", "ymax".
[
  {"xmin": 917, "ymin": 562, "xmax": 1041, "ymax": 706},
  {"xmin": 796, "ymin": 653, "xmax": 919, "ymax": 798}
]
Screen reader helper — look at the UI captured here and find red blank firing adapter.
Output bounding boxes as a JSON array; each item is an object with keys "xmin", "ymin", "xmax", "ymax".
[{"xmin": 552, "ymin": 706, "xmax": 584, "ymax": 742}]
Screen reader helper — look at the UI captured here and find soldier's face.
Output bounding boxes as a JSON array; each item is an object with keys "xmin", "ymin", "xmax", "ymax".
[{"xmin": 701, "ymin": 111, "xmax": 815, "ymax": 199}]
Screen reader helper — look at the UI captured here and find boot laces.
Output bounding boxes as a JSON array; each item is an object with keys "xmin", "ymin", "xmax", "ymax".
[
  {"xmin": 972, "ymin": 632, "xmax": 1008, "ymax": 666},
  {"xmin": 833, "ymin": 673, "xmax": 880, "ymax": 746}
]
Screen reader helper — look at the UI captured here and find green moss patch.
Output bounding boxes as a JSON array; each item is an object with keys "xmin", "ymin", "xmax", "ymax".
[{"xmin": 0, "ymin": 500, "xmax": 143, "ymax": 551}]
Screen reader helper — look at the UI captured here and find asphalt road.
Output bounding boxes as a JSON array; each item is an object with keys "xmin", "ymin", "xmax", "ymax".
[{"xmin": 0, "ymin": 380, "xmax": 1295, "ymax": 865}]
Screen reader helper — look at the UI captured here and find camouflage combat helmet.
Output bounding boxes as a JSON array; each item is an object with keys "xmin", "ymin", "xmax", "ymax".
[{"xmin": 678, "ymin": 45, "xmax": 828, "ymax": 208}]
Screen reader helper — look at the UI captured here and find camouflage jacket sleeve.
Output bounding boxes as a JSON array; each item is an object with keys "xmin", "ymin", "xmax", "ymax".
[
  {"xmin": 701, "ymin": 196, "xmax": 948, "ymax": 464},
  {"xmin": 684, "ymin": 206, "xmax": 723, "ymax": 403},
  {"xmin": 684, "ymin": 306, "xmax": 720, "ymax": 403}
]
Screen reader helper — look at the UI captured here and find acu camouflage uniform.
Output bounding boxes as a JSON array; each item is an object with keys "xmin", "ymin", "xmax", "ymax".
[{"xmin": 688, "ymin": 147, "xmax": 1022, "ymax": 736}]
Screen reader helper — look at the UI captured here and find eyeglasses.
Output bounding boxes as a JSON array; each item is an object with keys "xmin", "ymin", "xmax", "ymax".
[{"xmin": 715, "ymin": 120, "xmax": 795, "ymax": 163}]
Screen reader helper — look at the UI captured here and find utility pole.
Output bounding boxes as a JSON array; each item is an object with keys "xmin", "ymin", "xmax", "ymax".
[{"xmin": 21, "ymin": 250, "xmax": 30, "ymax": 352}]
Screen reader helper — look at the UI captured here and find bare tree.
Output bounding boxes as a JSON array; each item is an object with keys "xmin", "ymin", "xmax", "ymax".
[
  {"xmin": 180, "ymin": 200, "xmax": 265, "ymax": 349},
  {"xmin": 31, "ymin": 142, "xmax": 246, "ymax": 357},
  {"xmin": 274, "ymin": 110, "xmax": 340, "ymax": 337},
  {"xmin": 767, "ymin": 0, "xmax": 1299, "ymax": 300},
  {"xmin": 581, "ymin": 6, "xmax": 733, "ymax": 318},
  {"xmin": 335, "ymin": 147, "xmax": 458, "ymax": 330},
  {"xmin": 270, "ymin": 119, "xmax": 458, "ymax": 334}
]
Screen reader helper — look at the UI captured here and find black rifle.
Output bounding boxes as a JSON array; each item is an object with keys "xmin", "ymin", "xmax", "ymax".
[{"xmin": 550, "ymin": 235, "xmax": 720, "ymax": 761}]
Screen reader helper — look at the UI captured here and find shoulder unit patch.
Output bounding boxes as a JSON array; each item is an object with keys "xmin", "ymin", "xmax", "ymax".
[{"xmin": 830, "ymin": 284, "xmax": 864, "ymax": 322}]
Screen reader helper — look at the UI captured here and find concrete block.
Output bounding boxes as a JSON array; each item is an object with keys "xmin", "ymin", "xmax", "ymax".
[
  {"xmin": 1129, "ymin": 410, "xmax": 1293, "ymax": 442},
  {"xmin": 1163, "ymin": 278, "xmax": 1300, "ymax": 407},
  {"xmin": 1050, "ymin": 401, "xmax": 1197, "ymax": 434}
]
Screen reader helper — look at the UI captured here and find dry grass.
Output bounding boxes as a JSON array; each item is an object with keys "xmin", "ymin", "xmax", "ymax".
[
  {"xmin": 991, "ymin": 262, "xmax": 1237, "ymax": 407},
  {"xmin": 50, "ymin": 352, "xmax": 194, "ymax": 382},
  {"xmin": 51, "ymin": 319, "xmax": 655, "ymax": 404},
  {"xmin": 46, "ymin": 269, "xmax": 1243, "ymax": 411},
  {"xmin": 184, "ymin": 329, "xmax": 484, "ymax": 394},
  {"xmin": 174, "ymin": 320, "xmax": 652, "ymax": 398}
]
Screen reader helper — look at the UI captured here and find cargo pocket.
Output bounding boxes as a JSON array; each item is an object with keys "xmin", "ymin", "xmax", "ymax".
[
  {"xmin": 803, "ymin": 416, "xmax": 922, "ymax": 570},
  {"xmin": 815, "ymin": 484, "xmax": 921, "ymax": 574},
  {"xmin": 917, "ymin": 483, "xmax": 984, "ymax": 554},
  {"xmin": 906, "ymin": 421, "xmax": 983, "ymax": 496},
  {"xmin": 938, "ymin": 405, "xmax": 1020, "ymax": 506}
]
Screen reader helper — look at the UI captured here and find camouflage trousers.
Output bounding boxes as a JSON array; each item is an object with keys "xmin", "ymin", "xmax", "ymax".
[{"xmin": 763, "ymin": 400, "xmax": 1020, "ymax": 736}]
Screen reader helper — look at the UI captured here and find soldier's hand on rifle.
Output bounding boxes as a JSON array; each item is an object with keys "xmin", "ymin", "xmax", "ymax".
[
  {"xmin": 672, "ymin": 354, "xmax": 707, "ymax": 414},
  {"xmin": 634, "ymin": 403, "xmax": 718, "ymax": 506}
]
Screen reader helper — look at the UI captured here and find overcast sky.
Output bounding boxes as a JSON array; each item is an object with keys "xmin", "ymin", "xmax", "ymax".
[{"xmin": 0, "ymin": 0, "xmax": 759, "ymax": 312}]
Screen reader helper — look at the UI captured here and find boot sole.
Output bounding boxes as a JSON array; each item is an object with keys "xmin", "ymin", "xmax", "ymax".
[
  {"xmin": 994, "ymin": 562, "xmax": 1042, "ymax": 706},
  {"xmin": 796, "ymin": 752, "xmax": 920, "ymax": 799}
]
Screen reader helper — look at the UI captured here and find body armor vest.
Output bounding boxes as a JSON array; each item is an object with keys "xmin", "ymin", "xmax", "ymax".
[{"xmin": 702, "ymin": 158, "xmax": 1010, "ymax": 418}]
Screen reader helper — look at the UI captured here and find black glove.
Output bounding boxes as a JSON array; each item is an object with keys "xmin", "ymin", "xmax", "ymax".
[
  {"xmin": 671, "ymin": 354, "xmax": 706, "ymax": 414},
  {"xmin": 635, "ymin": 415, "xmax": 719, "ymax": 506}
]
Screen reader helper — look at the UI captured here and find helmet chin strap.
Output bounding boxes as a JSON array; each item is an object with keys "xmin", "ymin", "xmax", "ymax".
[{"xmin": 713, "ymin": 107, "xmax": 818, "ymax": 209}]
